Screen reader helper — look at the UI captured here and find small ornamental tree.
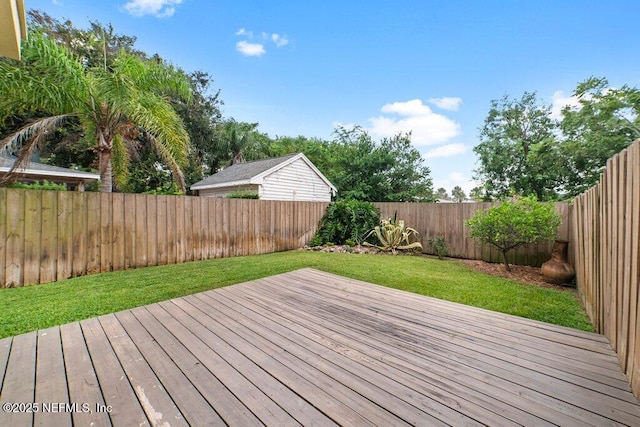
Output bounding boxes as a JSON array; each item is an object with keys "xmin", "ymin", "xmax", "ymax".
[{"xmin": 466, "ymin": 197, "xmax": 561, "ymax": 271}]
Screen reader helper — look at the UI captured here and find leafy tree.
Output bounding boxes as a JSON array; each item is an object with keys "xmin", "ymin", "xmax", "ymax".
[
  {"xmin": 173, "ymin": 70, "xmax": 223, "ymax": 189},
  {"xmin": 380, "ymin": 132, "xmax": 433, "ymax": 201},
  {"xmin": 0, "ymin": 32, "xmax": 191, "ymax": 192},
  {"xmin": 469, "ymin": 186, "xmax": 487, "ymax": 202},
  {"xmin": 451, "ymin": 186, "xmax": 466, "ymax": 202},
  {"xmin": 559, "ymin": 77, "xmax": 640, "ymax": 196},
  {"xmin": 466, "ymin": 197, "xmax": 561, "ymax": 271},
  {"xmin": 27, "ymin": 10, "xmax": 144, "ymax": 68},
  {"xmin": 214, "ymin": 119, "xmax": 259, "ymax": 166},
  {"xmin": 435, "ymin": 187, "xmax": 449, "ymax": 200},
  {"xmin": 474, "ymin": 92, "xmax": 563, "ymax": 201},
  {"xmin": 332, "ymin": 127, "xmax": 433, "ymax": 202},
  {"xmin": 247, "ymin": 134, "xmax": 341, "ymax": 183}
]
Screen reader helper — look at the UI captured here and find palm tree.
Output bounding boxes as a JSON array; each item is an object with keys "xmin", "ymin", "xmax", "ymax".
[
  {"xmin": 0, "ymin": 32, "xmax": 191, "ymax": 192},
  {"xmin": 214, "ymin": 120, "xmax": 259, "ymax": 166}
]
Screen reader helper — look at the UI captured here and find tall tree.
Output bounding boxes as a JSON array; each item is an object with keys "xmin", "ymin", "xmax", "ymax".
[
  {"xmin": 474, "ymin": 92, "xmax": 563, "ymax": 201},
  {"xmin": 331, "ymin": 127, "xmax": 433, "ymax": 202},
  {"xmin": 469, "ymin": 186, "xmax": 487, "ymax": 202},
  {"xmin": 27, "ymin": 10, "xmax": 145, "ymax": 68},
  {"xmin": 214, "ymin": 120, "xmax": 259, "ymax": 167},
  {"xmin": 451, "ymin": 186, "xmax": 466, "ymax": 202},
  {"xmin": 559, "ymin": 77, "xmax": 640, "ymax": 196},
  {"xmin": 172, "ymin": 70, "xmax": 223, "ymax": 188},
  {"xmin": 0, "ymin": 32, "xmax": 192, "ymax": 192},
  {"xmin": 435, "ymin": 187, "xmax": 449, "ymax": 200},
  {"xmin": 380, "ymin": 132, "xmax": 433, "ymax": 202}
]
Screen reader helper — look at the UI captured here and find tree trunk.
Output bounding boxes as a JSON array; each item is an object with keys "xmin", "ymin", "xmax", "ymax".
[
  {"xmin": 501, "ymin": 250, "xmax": 511, "ymax": 271},
  {"xmin": 97, "ymin": 129, "xmax": 113, "ymax": 193},
  {"xmin": 99, "ymin": 149, "xmax": 113, "ymax": 193}
]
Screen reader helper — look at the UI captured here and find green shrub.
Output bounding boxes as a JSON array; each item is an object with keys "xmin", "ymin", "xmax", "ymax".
[
  {"xmin": 312, "ymin": 199, "xmax": 380, "ymax": 245},
  {"xmin": 364, "ymin": 214, "xmax": 423, "ymax": 254},
  {"xmin": 467, "ymin": 196, "xmax": 561, "ymax": 271},
  {"xmin": 226, "ymin": 191, "xmax": 259, "ymax": 199},
  {"xmin": 8, "ymin": 180, "xmax": 67, "ymax": 191},
  {"xmin": 143, "ymin": 182, "xmax": 183, "ymax": 195},
  {"xmin": 309, "ymin": 236, "xmax": 323, "ymax": 247},
  {"xmin": 428, "ymin": 236, "xmax": 449, "ymax": 259}
]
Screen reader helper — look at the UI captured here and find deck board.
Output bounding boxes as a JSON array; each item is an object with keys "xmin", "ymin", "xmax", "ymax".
[
  {"xmin": 34, "ymin": 327, "xmax": 71, "ymax": 427},
  {"xmin": 59, "ymin": 322, "xmax": 110, "ymax": 427},
  {"xmin": 1, "ymin": 268, "xmax": 640, "ymax": 426},
  {"xmin": 0, "ymin": 332, "xmax": 36, "ymax": 427}
]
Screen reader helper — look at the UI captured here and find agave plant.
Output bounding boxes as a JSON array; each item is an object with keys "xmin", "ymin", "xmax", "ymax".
[{"xmin": 364, "ymin": 215, "xmax": 423, "ymax": 254}]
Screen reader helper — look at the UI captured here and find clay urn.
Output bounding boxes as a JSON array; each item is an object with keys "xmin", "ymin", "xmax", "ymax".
[{"xmin": 541, "ymin": 240, "xmax": 576, "ymax": 285}]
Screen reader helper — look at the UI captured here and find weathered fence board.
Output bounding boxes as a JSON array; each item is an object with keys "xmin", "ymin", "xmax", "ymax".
[
  {"xmin": 23, "ymin": 190, "xmax": 41, "ymax": 286},
  {"xmin": 0, "ymin": 189, "xmax": 5, "ymax": 287},
  {"xmin": 571, "ymin": 138, "xmax": 640, "ymax": 399},
  {"xmin": 6, "ymin": 190, "xmax": 25, "ymax": 287},
  {"xmin": 0, "ymin": 192, "xmax": 329, "ymax": 287}
]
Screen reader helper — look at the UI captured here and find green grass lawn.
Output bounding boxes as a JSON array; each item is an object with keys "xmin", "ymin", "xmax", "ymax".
[{"xmin": 0, "ymin": 251, "xmax": 594, "ymax": 338}]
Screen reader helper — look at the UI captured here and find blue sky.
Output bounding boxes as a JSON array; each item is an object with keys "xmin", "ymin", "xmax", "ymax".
[{"xmin": 28, "ymin": 0, "xmax": 640, "ymax": 195}]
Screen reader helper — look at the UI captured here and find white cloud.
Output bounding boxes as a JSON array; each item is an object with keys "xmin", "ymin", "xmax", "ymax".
[
  {"xmin": 124, "ymin": 0, "xmax": 183, "ymax": 17},
  {"xmin": 271, "ymin": 33, "xmax": 289, "ymax": 47},
  {"xmin": 236, "ymin": 41, "xmax": 266, "ymax": 57},
  {"xmin": 52, "ymin": 0, "xmax": 63, "ymax": 5},
  {"xmin": 423, "ymin": 143, "xmax": 467, "ymax": 159},
  {"xmin": 367, "ymin": 99, "xmax": 461, "ymax": 146},
  {"xmin": 236, "ymin": 28, "xmax": 253, "ymax": 37},
  {"xmin": 428, "ymin": 97, "xmax": 462, "ymax": 111},
  {"xmin": 550, "ymin": 90, "xmax": 581, "ymax": 120},
  {"xmin": 235, "ymin": 28, "xmax": 290, "ymax": 54}
]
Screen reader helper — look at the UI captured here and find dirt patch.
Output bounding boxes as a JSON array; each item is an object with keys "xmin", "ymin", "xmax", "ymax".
[{"xmin": 454, "ymin": 258, "xmax": 575, "ymax": 291}]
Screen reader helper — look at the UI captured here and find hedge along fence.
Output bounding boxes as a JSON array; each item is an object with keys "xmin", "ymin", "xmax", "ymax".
[
  {"xmin": 571, "ymin": 139, "xmax": 640, "ymax": 398},
  {"xmin": 374, "ymin": 201, "xmax": 572, "ymax": 267},
  {"xmin": 0, "ymin": 189, "xmax": 328, "ymax": 288}
]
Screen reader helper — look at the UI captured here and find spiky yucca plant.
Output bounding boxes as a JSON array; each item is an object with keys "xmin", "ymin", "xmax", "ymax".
[{"xmin": 364, "ymin": 215, "xmax": 423, "ymax": 254}]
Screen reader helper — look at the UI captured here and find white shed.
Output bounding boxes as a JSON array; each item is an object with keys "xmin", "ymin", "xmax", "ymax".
[{"xmin": 191, "ymin": 153, "xmax": 337, "ymax": 201}]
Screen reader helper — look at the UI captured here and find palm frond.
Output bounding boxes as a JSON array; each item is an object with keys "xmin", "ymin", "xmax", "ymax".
[
  {"xmin": 146, "ymin": 132, "xmax": 186, "ymax": 194},
  {"xmin": 111, "ymin": 133, "xmax": 131, "ymax": 190},
  {"xmin": 0, "ymin": 32, "xmax": 87, "ymax": 121},
  {"xmin": 0, "ymin": 114, "xmax": 72, "ymax": 185},
  {"xmin": 125, "ymin": 92, "xmax": 190, "ymax": 165}
]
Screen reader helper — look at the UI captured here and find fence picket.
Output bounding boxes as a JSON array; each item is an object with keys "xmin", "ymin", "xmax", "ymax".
[
  {"xmin": 39, "ymin": 191, "xmax": 57, "ymax": 283},
  {"xmin": 23, "ymin": 190, "xmax": 41, "ymax": 285}
]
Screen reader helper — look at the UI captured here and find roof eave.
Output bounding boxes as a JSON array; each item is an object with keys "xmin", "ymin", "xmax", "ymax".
[
  {"xmin": 190, "ymin": 179, "xmax": 252, "ymax": 191},
  {"xmin": 0, "ymin": 167, "xmax": 100, "ymax": 181}
]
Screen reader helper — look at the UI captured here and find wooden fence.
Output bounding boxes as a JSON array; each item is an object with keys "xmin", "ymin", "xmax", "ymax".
[
  {"xmin": 0, "ymin": 189, "xmax": 328, "ymax": 287},
  {"xmin": 374, "ymin": 201, "xmax": 571, "ymax": 267},
  {"xmin": 571, "ymin": 139, "xmax": 640, "ymax": 397}
]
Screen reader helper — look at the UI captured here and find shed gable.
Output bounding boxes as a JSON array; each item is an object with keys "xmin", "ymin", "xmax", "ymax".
[{"xmin": 261, "ymin": 157, "xmax": 332, "ymax": 201}]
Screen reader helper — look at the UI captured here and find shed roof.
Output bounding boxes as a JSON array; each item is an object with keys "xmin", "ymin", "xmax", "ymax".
[
  {"xmin": 0, "ymin": 156, "xmax": 100, "ymax": 182},
  {"xmin": 191, "ymin": 153, "xmax": 336, "ymax": 193}
]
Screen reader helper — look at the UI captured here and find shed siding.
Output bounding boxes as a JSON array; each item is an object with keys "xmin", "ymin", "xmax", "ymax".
[
  {"xmin": 198, "ymin": 184, "xmax": 259, "ymax": 198},
  {"xmin": 260, "ymin": 158, "xmax": 332, "ymax": 201}
]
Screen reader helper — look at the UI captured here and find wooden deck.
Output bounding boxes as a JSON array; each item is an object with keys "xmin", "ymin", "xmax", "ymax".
[{"xmin": 1, "ymin": 268, "xmax": 639, "ymax": 426}]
